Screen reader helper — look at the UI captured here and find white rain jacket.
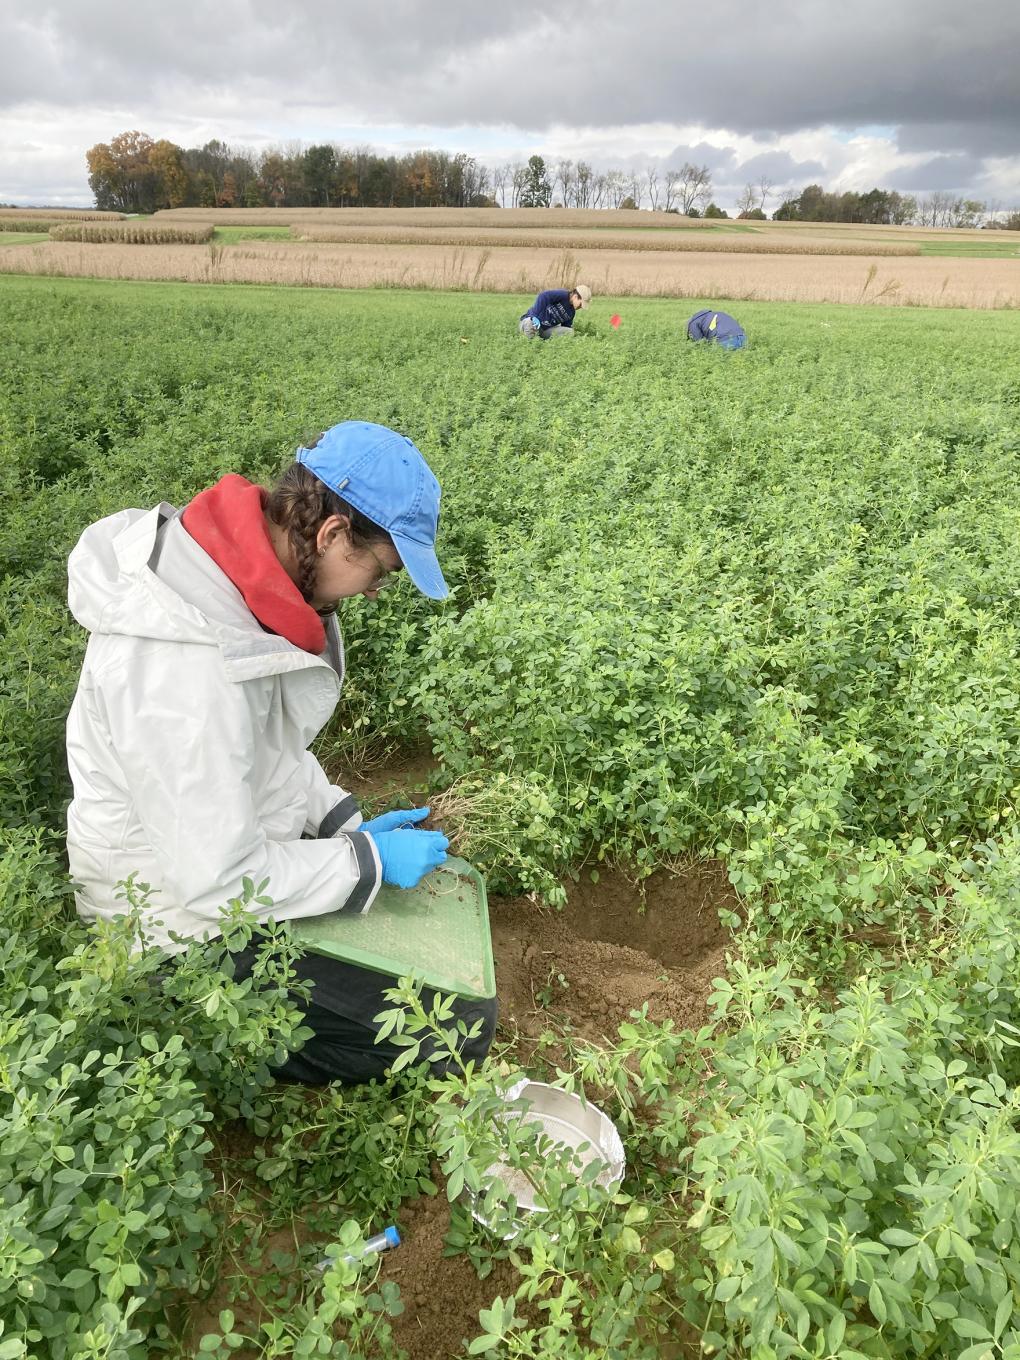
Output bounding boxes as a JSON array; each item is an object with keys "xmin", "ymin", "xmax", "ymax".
[{"xmin": 65, "ymin": 503, "xmax": 382, "ymax": 953}]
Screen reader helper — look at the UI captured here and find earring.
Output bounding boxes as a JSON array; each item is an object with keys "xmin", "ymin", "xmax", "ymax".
[{"xmin": 318, "ymin": 547, "xmax": 326, "ymax": 557}]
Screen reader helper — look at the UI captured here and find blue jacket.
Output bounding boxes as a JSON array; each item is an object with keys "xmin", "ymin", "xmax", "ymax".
[
  {"xmin": 523, "ymin": 289, "xmax": 576, "ymax": 330},
  {"xmin": 687, "ymin": 309, "xmax": 745, "ymax": 342}
]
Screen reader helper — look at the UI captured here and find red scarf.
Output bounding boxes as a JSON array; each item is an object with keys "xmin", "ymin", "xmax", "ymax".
[{"xmin": 182, "ymin": 474, "xmax": 326, "ymax": 655}]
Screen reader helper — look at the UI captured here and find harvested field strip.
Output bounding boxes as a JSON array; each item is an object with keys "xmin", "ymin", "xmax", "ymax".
[
  {"xmin": 153, "ymin": 205, "xmax": 727, "ymax": 230},
  {"xmin": 151, "ymin": 205, "xmax": 1000, "ymax": 244},
  {"xmin": 0, "ymin": 208, "xmax": 124, "ymax": 221},
  {"xmin": 2, "ymin": 239, "xmax": 1017, "ymax": 307},
  {"xmin": 49, "ymin": 222, "xmax": 214, "ymax": 244},
  {"xmin": 293, "ymin": 224, "xmax": 919, "ymax": 256}
]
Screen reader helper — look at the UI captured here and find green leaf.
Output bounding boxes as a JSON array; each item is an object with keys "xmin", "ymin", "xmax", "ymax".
[
  {"xmin": 869, "ymin": 1281, "xmax": 887, "ymax": 1325},
  {"xmin": 952, "ymin": 1318, "xmax": 993, "ymax": 1340},
  {"xmin": 255, "ymin": 1158, "xmax": 289, "ymax": 1181},
  {"xmin": 713, "ymin": 1275, "xmax": 741, "ymax": 1302},
  {"xmin": 467, "ymin": 1338, "xmax": 500, "ymax": 1356},
  {"xmin": 994, "ymin": 1294, "xmax": 1013, "ymax": 1339},
  {"xmin": 827, "ymin": 1312, "xmax": 847, "ymax": 1351}
]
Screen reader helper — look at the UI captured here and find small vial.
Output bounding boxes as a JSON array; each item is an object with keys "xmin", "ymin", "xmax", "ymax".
[{"xmin": 316, "ymin": 1224, "xmax": 400, "ymax": 1273}]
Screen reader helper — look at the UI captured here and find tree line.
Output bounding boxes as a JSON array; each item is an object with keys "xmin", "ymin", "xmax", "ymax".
[
  {"xmin": 772, "ymin": 183, "xmax": 1010, "ymax": 229},
  {"xmin": 85, "ymin": 132, "xmax": 728, "ymax": 215},
  {"xmin": 85, "ymin": 131, "xmax": 1017, "ymax": 228}
]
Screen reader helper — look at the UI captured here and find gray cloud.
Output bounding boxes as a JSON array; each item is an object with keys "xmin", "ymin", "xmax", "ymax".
[
  {"xmin": 892, "ymin": 153, "xmax": 983, "ymax": 193},
  {"xmin": 896, "ymin": 121, "xmax": 1020, "ymax": 159},
  {"xmin": 661, "ymin": 142, "xmax": 737, "ymax": 175},
  {"xmin": 1, "ymin": 0, "xmax": 1018, "ymax": 206},
  {"xmin": 4, "ymin": 0, "xmax": 1019, "ymax": 136},
  {"xmin": 732, "ymin": 152, "xmax": 827, "ymax": 186}
]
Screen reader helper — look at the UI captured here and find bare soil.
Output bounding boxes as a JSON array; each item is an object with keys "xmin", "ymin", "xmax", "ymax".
[
  {"xmin": 491, "ymin": 863, "xmax": 732, "ymax": 1049},
  {"xmin": 179, "ymin": 754, "xmax": 730, "ymax": 1356},
  {"xmin": 343, "ymin": 750, "xmax": 733, "ymax": 1043}
]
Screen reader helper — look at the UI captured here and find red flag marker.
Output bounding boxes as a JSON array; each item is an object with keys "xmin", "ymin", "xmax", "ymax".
[{"xmin": 610, "ymin": 313, "xmax": 622, "ymax": 329}]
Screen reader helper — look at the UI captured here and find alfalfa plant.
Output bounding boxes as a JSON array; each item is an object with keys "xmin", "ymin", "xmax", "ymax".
[{"xmin": 422, "ymin": 772, "xmax": 569, "ymax": 903}]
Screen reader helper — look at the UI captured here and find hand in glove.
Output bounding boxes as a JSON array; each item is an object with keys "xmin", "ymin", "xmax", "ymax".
[
  {"xmin": 530, "ymin": 316, "xmax": 542, "ymax": 332},
  {"xmin": 369, "ymin": 829, "xmax": 449, "ymax": 889},
  {"xmin": 362, "ymin": 806, "xmax": 431, "ymax": 835}
]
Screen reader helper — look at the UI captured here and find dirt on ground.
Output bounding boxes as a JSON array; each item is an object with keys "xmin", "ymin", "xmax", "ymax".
[
  {"xmin": 181, "ymin": 756, "xmax": 729, "ymax": 1357},
  {"xmin": 490, "ymin": 862, "xmax": 733, "ymax": 1050},
  {"xmin": 374, "ymin": 859, "xmax": 731, "ymax": 1358},
  {"xmin": 345, "ymin": 751, "xmax": 734, "ymax": 1039}
]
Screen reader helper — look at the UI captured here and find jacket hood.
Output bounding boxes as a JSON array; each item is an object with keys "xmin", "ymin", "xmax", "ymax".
[
  {"xmin": 67, "ymin": 504, "xmax": 344, "ymax": 682},
  {"xmin": 68, "ymin": 504, "xmax": 215, "ymax": 645}
]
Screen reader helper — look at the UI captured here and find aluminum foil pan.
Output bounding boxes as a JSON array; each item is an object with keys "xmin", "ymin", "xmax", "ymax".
[{"xmin": 469, "ymin": 1079, "xmax": 625, "ymax": 1232}]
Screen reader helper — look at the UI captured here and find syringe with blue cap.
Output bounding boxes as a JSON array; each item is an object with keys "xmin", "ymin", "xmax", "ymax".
[{"xmin": 315, "ymin": 1225, "xmax": 400, "ymax": 1273}]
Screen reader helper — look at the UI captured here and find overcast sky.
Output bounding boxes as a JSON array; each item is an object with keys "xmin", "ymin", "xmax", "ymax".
[{"xmin": 2, "ymin": 0, "xmax": 1019, "ymax": 212}]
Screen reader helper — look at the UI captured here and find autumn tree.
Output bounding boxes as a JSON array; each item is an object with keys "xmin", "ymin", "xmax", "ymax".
[
  {"xmin": 86, "ymin": 130, "xmax": 158, "ymax": 212},
  {"xmin": 257, "ymin": 152, "xmax": 290, "ymax": 207},
  {"xmin": 217, "ymin": 171, "xmax": 239, "ymax": 207},
  {"xmin": 149, "ymin": 139, "xmax": 190, "ymax": 208}
]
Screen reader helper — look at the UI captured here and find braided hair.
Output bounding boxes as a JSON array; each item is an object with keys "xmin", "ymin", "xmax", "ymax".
[{"xmin": 265, "ymin": 439, "xmax": 394, "ymax": 608}]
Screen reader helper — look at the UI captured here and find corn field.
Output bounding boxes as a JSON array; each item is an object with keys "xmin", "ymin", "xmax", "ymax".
[
  {"xmin": 0, "ymin": 219, "xmax": 65, "ymax": 233},
  {"xmin": 0, "ymin": 208, "xmax": 124, "ymax": 221},
  {"xmin": 2, "ymin": 238, "xmax": 1016, "ymax": 306},
  {"xmin": 48, "ymin": 222, "xmax": 215, "ymax": 244},
  {"xmin": 291, "ymin": 224, "xmax": 920, "ymax": 256}
]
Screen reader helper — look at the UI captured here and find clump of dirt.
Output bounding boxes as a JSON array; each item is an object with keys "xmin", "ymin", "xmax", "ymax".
[
  {"xmin": 491, "ymin": 862, "xmax": 734, "ymax": 1047},
  {"xmin": 377, "ymin": 1184, "xmax": 521, "ymax": 1358}
]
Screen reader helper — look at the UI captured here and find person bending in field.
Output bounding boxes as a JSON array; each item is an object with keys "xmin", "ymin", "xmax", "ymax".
[
  {"xmin": 519, "ymin": 283, "xmax": 592, "ymax": 339},
  {"xmin": 65, "ymin": 420, "xmax": 496, "ymax": 1085},
  {"xmin": 686, "ymin": 309, "xmax": 747, "ymax": 350}
]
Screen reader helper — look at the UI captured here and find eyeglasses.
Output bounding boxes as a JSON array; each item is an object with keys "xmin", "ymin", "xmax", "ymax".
[{"xmin": 361, "ymin": 542, "xmax": 401, "ymax": 591}]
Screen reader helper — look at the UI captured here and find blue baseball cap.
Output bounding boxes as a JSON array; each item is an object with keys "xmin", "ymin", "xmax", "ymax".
[{"xmin": 296, "ymin": 421, "xmax": 448, "ymax": 600}]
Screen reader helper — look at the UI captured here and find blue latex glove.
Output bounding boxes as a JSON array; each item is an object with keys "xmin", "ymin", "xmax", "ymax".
[
  {"xmin": 369, "ymin": 829, "xmax": 449, "ymax": 889},
  {"xmin": 362, "ymin": 806, "xmax": 431, "ymax": 835},
  {"xmin": 530, "ymin": 315, "xmax": 542, "ymax": 332}
]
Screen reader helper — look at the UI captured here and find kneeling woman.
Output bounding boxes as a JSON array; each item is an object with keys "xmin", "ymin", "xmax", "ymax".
[{"xmin": 65, "ymin": 420, "xmax": 496, "ymax": 1084}]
